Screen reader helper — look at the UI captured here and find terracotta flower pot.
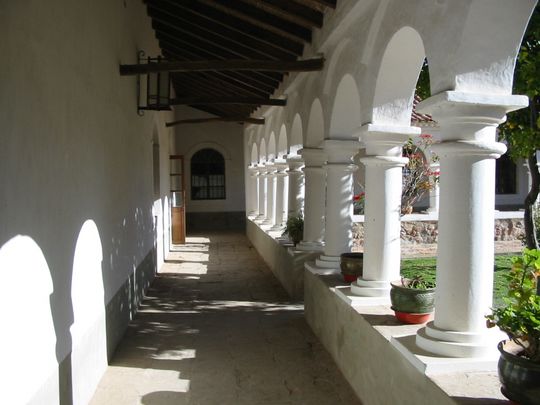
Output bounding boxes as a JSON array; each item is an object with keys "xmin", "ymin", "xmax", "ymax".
[{"xmin": 340, "ymin": 253, "xmax": 363, "ymax": 283}]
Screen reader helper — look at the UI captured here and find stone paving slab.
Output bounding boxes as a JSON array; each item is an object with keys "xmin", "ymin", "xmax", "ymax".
[{"xmin": 91, "ymin": 232, "xmax": 361, "ymax": 405}]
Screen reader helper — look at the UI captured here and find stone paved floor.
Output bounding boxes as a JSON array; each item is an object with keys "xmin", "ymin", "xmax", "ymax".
[{"xmin": 90, "ymin": 232, "xmax": 361, "ymax": 405}]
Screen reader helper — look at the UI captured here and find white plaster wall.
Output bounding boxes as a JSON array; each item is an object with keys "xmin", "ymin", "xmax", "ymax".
[
  {"xmin": 173, "ymin": 106, "xmax": 246, "ymax": 213},
  {"xmin": 0, "ymin": 0, "xmax": 173, "ymax": 403}
]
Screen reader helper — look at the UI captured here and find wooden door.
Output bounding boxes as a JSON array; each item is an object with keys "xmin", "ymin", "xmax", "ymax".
[{"xmin": 170, "ymin": 155, "xmax": 186, "ymax": 244}]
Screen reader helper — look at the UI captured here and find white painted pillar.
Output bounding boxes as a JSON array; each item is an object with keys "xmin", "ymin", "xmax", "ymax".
[
  {"xmin": 316, "ymin": 140, "xmax": 360, "ymax": 268},
  {"xmin": 414, "ymin": 91, "xmax": 528, "ymax": 358},
  {"xmin": 247, "ymin": 165, "xmax": 259, "ymax": 217},
  {"xmin": 271, "ymin": 159, "xmax": 288, "ymax": 230},
  {"xmin": 255, "ymin": 164, "xmax": 267, "ymax": 222},
  {"xmin": 263, "ymin": 162, "xmax": 276, "ymax": 225},
  {"xmin": 297, "ymin": 148, "xmax": 326, "ymax": 251},
  {"xmin": 286, "ymin": 155, "xmax": 305, "ymax": 217},
  {"xmin": 426, "ymin": 161, "xmax": 440, "ymax": 214},
  {"xmin": 351, "ymin": 125, "xmax": 417, "ymax": 296}
]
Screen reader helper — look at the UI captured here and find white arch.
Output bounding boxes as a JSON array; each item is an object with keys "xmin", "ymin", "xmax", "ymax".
[
  {"xmin": 305, "ymin": 99, "xmax": 325, "ymax": 148},
  {"xmin": 267, "ymin": 132, "xmax": 277, "ymax": 161},
  {"xmin": 290, "ymin": 114, "xmax": 303, "ymax": 155},
  {"xmin": 277, "ymin": 125, "xmax": 287, "ymax": 158},
  {"xmin": 329, "ymin": 74, "xmax": 362, "ymax": 138},
  {"xmin": 250, "ymin": 143, "xmax": 258, "ymax": 164},
  {"xmin": 372, "ymin": 26, "xmax": 425, "ymax": 125},
  {"xmin": 259, "ymin": 138, "xmax": 267, "ymax": 162}
]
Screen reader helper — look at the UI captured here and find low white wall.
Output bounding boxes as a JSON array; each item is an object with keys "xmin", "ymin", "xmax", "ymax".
[
  {"xmin": 304, "ymin": 270, "xmax": 504, "ymax": 405},
  {"xmin": 246, "ymin": 220, "xmax": 318, "ymax": 300}
]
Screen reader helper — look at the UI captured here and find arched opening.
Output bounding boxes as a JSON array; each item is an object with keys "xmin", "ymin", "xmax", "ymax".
[
  {"xmin": 372, "ymin": 27, "xmax": 426, "ymax": 125},
  {"xmin": 277, "ymin": 125, "xmax": 287, "ymax": 158},
  {"xmin": 191, "ymin": 148, "xmax": 226, "ymax": 200},
  {"xmin": 329, "ymin": 74, "xmax": 362, "ymax": 138},
  {"xmin": 268, "ymin": 132, "xmax": 277, "ymax": 161},
  {"xmin": 306, "ymin": 99, "xmax": 325, "ymax": 147},
  {"xmin": 250, "ymin": 143, "xmax": 258, "ymax": 164},
  {"xmin": 259, "ymin": 138, "xmax": 267, "ymax": 162},
  {"xmin": 290, "ymin": 114, "xmax": 303, "ymax": 155}
]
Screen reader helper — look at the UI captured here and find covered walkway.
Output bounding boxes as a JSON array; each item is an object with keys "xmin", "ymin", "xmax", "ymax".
[{"xmin": 90, "ymin": 233, "xmax": 360, "ymax": 405}]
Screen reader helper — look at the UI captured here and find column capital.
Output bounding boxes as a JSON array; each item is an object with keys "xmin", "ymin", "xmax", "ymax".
[
  {"xmin": 273, "ymin": 158, "xmax": 288, "ymax": 173},
  {"xmin": 286, "ymin": 155, "xmax": 304, "ymax": 172},
  {"xmin": 321, "ymin": 139, "xmax": 361, "ymax": 163},
  {"xmin": 431, "ymin": 139, "xmax": 507, "ymax": 159},
  {"xmin": 359, "ymin": 124, "xmax": 420, "ymax": 156},
  {"xmin": 417, "ymin": 91, "xmax": 529, "ymax": 142},
  {"xmin": 360, "ymin": 155, "xmax": 408, "ymax": 168},
  {"xmin": 299, "ymin": 148, "xmax": 327, "ymax": 167}
]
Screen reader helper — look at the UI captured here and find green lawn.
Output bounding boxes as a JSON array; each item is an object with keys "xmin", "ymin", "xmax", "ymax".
[{"xmin": 400, "ymin": 254, "xmax": 515, "ymax": 308}]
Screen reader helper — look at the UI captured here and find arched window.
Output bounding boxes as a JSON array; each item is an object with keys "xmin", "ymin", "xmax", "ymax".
[{"xmin": 191, "ymin": 148, "xmax": 225, "ymax": 200}]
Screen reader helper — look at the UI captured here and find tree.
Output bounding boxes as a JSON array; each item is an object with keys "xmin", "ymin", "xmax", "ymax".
[{"xmin": 499, "ymin": 5, "xmax": 540, "ymax": 249}]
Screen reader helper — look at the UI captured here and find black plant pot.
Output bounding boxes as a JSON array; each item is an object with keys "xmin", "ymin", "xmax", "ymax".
[{"xmin": 498, "ymin": 341, "xmax": 540, "ymax": 405}]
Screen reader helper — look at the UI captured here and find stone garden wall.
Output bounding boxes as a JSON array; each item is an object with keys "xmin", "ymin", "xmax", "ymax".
[{"xmin": 352, "ymin": 216, "xmax": 525, "ymax": 257}]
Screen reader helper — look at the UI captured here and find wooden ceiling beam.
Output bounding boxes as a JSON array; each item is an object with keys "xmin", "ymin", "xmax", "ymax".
[
  {"xmin": 291, "ymin": 0, "xmax": 336, "ymax": 12},
  {"xmin": 147, "ymin": 0, "xmax": 302, "ymax": 56},
  {"xmin": 166, "ymin": 117, "xmax": 265, "ymax": 127},
  {"xmin": 147, "ymin": 6, "xmax": 294, "ymax": 61},
  {"xmin": 169, "ymin": 96, "xmax": 286, "ymax": 106},
  {"xmin": 120, "ymin": 58, "xmax": 324, "ymax": 76},
  {"xmin": 238, "ymin": 0, "xmax": 323, "ymax": 29},
  {"xmin": 198, "ymin": 0, "xmax": 310, "ymax": 44},
  {"xmin": 159, "ymin": 37, "xmax": 282, "ymax": 88}
]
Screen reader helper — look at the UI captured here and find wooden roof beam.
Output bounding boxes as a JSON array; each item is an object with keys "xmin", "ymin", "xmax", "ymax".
[
  {"xmin": 166, "ymin": 117, "xmax": 265, "ymax": 127},
  {"xmin": 147, "ymin": 0, "xmax": 302, "ymax": 56},
  {"xmin": 238, "ymin": 0, "xmax": 324, "ymax": 29},
  {"xmin": 120, "ymin": 58, "xmax": 324, "ymax": 76},
  {"xmin": 198, "ymin": 0, "xmax": 310, "ymax": 44},
  {"xmin": 169, "ymin": 96, "xmax": 286, "ymax": 106}
]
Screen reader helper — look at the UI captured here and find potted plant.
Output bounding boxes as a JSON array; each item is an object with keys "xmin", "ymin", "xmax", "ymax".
[
  {"xmin": 340, "ymin": 252, "xmax": 363, "ymax": 283},
  {"xmin": 282, "ymin": 214, "xmax": 304, "ymax": 246},
  {"xmin": 390, "ymin": 275, "xmax": 436, "ymax": 324},
  {"xmin": 486, "ymin": 248, "xmax": 540, "ymax": 404}
]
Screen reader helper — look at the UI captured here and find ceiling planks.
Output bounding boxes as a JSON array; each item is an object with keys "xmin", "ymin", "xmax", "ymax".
[{"xmin": 142, "ymin": 0, "xmax": 335, "ymax": 121}]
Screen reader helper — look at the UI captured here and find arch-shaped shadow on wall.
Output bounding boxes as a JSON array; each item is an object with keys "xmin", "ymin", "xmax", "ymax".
[
  {"xmin": 70, "ymin": 220, "xmax": 107, "ymax": 405},
  {"xmin": 0, "ymin": 236, "xmax": 59, "ymax": 404}
]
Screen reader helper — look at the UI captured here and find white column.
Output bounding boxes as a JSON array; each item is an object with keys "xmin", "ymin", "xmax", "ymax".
[
  {"xmin": 297, "ymin": 148, "xmax": 326, "ymax": 251},
  {"xmin": 414, "ymin": 91, "xmax": 528, "ymax": 358},
  {"xmin": 255, "ymin": 164, "xmax": 267, "ymax": 222},
  {"xmin": 286, "ymin": 155, "xmax": 305, "ymax": 217},
  {"xmin": 316, "ymin": 140, "xmax": 360, "ymax": 269},
  {"xmin": 351, "ymin": 125, "xmax": 418, "ymax": 297},
  {"xmin": 271, "ymin": 159, "xmax": 288, "ymax": 230},
  {"xmin": 426, "ymin": 161, "xmax": 440, "ymax": 214},
  {"xmin": 247, "ymin": 165, "xmax": 259, "ymax": 217},
  {"xmin": 263, "ymin": 162, "xmax": 276, "ymax": 225}
]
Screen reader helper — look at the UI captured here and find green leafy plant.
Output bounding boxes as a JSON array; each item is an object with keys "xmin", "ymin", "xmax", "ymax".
[
  {"xmin": 282, "ymin": 214, "xmax": 304, "ymax": 245},
  {"xmin": 486, "ymin": 248, "xmax": 540, "ymax": 362},
  {"xmin": 401, "ymin": 274, "xmax": 436, "ymax": 290}
]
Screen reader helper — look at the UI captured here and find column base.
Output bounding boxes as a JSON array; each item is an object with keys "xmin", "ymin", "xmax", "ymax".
[
  {"xmin": 296, "ymin": 241, "xmax": 324, "ymax": 252},
  {"xmin": 315, "ymin": 254, "xmax": 340, "ymax": 269},
  {"xmin": 350, "ymin": 278, "xmax": 390, "ymax": 297},
  {"xmin": 415, "ymin": 321, "xmax": 505, "ymax": 358}
]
